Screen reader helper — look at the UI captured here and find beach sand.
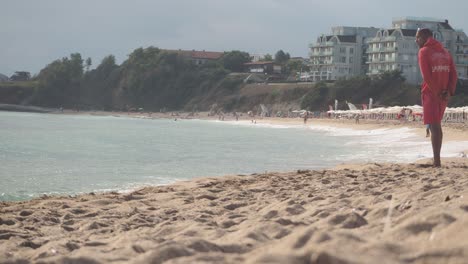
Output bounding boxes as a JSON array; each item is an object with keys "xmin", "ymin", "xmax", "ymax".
[{"xmin": 2, "ymin": 112, "xmax": 468, "ymax": 263}]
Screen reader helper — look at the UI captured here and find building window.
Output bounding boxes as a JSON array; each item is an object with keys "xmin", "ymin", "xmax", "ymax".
[
  {"xmin": 341, "ymin": 57, "xmax": 346, "ymax": 63},
  {"xmin": 349, "ymin": 57, "xmax": 354, "ymax": 63},
  {"xmin": 350, "ymin": 48, "xmax": 354, "ymax": 54},
  {"xmin": 340, "ymin": 47, "xmax": 346, "ymax": 53}
]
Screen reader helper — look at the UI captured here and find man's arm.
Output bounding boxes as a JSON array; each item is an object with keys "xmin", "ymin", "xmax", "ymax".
[{"xmin": 418, "ymin": 48, "xmax": 437, "ymax": 96}]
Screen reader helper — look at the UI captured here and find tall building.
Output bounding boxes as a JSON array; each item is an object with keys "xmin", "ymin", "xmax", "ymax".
[
  {"xmin": 366, "ymin": 28, "xmax": 420, "ymax": 83},
  {"xmin": 367, "ymin": 17, "xmax": 468, "ymax": 84},
  {"xmin": 309, "ymin": 17, "xmax": 468, "ymax": 84},
  {"xmin": 309, "ymin": 27, "xmax": 378, "ymax": 82}
]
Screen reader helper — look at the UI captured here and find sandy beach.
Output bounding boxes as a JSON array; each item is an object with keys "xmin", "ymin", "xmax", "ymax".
[{"xmin": 1, "ymin": 111, "xmax": 468, "ymax": 263}]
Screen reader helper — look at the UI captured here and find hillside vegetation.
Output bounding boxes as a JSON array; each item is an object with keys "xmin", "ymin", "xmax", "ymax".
[{"xmin": 1, "ymin": 47, "xmax": 467, "ymax": 113}]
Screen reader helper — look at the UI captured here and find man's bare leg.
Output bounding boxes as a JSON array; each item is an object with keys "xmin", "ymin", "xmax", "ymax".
[{"xmin": 430, "ymin": 122, "xmax": 443, "ymax": 167}]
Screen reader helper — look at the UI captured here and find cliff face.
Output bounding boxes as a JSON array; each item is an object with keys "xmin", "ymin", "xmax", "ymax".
[{"xmin": 183, "ymin": 82, "xmax": 311, "ymax": 114}]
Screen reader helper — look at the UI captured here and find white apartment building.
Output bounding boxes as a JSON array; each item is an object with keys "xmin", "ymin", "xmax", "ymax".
[
  {"xmin": 309, "ymin": 27, "xmax": 378, "ymax": 81},
  {"xmin": 366, "ymin": 28, "xmax": 420, "ymax": 84},
  {"xmin": 455, "ymin": 34, "xmax": 468, "ymax": 79},
  {"xmin": 309, "ymin": 17, "xmax": 468, "ymax": 84},
  {"xmin": 367, "ymin": 17, "xmax": 468, "ymax": 84}
]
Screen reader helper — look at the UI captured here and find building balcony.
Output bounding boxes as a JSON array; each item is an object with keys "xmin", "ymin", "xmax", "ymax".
[
  {"xmin": 309, "ymin": 42, "xmax": 335, "ymax": 48},
  {"xmin": 310, "ymin": 61, "xmax": 334, "ymax": 66},
  {"xmin": 366, "ymin": 47, "xmax": 397, "ymax": 53},
  {"xmin": 366, "ymin": 58, "xmax": 396, "ymax": 64},
  {"xmin": 367, "ymin": 69, "xmax": 381, "ymax": 75},
  {"xmin": 366, "ymin": 36, "xmax": 397, "ymax": 44},
  {"xmin": 310, "ymin": 51, "xmax": 333, "ymax": 56}
]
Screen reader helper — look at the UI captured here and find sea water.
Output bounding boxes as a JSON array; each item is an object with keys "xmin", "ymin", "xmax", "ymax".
[{"xmin": 1, "ymin": 111, "xmax": 467, "ymax": 201}]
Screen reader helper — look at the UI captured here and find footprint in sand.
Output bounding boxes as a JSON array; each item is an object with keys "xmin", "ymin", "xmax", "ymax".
[
  {"xmin": 224, "ymin": 203, "xmax": 247, "ymax": 211},
  {"xmin": 70, "ymin": 208, "xmax": 87, "ymax": 215},
  {"xmin": 19, "ymin": 240, "xmax": 44, "ymax": 249},
  {"xmin": 285, "ymin": 204, "xmax": 306, "ymax": 215},
  {"xmin": 328, "ymin": 212, "xmax": 368, "ymax": 229},
  {"xmin": 221, "ymin": 220, "xmax": 238, "ymax": 228},
  {"xmin": 460, "ymin": 205, "xmax": 468, "ymax": 212},
  {"xmin": 293, "ymin": 228, "xmax": 316, "ymax": 249},
  {"xmin": 135, "ymin": 244, "xmax": 193, "ymax": 263},
  {"xmin": 196, "ymin": 194, "xmax": 218, "ymax": 201},
  {"xmin": 0, "ymin": 218, "xmax": 16, "ymax": 226},
  {"xmin": 263, "ymin": 210, "xmax": 278, "ymax": 220},
  {"xmin": 402, "ymin": 213, "xmax": 456, "ymax": 235},
  {"xmin": 19, "ymin": 210, "xmax": 34, "ymax": 217}
]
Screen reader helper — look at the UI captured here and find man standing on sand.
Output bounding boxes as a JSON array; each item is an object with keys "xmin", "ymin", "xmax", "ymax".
[{"xmin": 416, "ymin": 28, "xmax": 457, "ymax": 167}]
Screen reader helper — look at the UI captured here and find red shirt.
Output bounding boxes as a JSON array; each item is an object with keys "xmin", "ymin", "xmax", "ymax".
[{"xmin": 418, "ymin": 37, "xmax": 457, "ymax": 96}]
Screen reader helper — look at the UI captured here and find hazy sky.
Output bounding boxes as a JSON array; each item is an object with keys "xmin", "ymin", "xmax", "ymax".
[{"xmin": 1, "ymin": 0, "xmax": 467, "ymax": 76}]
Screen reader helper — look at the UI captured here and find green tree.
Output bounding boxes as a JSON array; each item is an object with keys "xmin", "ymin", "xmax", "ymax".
[
  {"xmin": 33, "ymin": 53, "xmax": 84, "ymax": 107},
  {"xmin": 221, "ymin": 50, "xmax": 250, "ymax": 72},
  {"xmin": 285, "ymin": 60, "xmax": 310, "ymax": 75},
  {"xmin": 96, "ymin": 55, "xmax": 116, "ymax": 76},
  {"xmin": 80, "ymin": 55, "xmax": 120, "ymax": 109},
  {"xmin": 262, "ymin": 54, "xmax": 273, "ymax": 61},
  {"xmin": 301, "ymin": 82, "xmax": 329, "ymax": 110},
  {"xmin": 274, "ymin": 50, "xmax": 290, "ymax": 64},
  {"xmin": 69, "ymin": 53, "xmax": 84, "ymax": 80},
  {"xmin": 10, "ymin": 71, "xmax": 31, "ymax": 81},
  {"xmin": 85, "ymin": 57, "xmax": 92, "ymax": 72}
]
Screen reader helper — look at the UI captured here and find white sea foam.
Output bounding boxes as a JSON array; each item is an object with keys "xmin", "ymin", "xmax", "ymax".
[
  {"xmin": 213, "ymin": 120, "xmax": 468, "ymax": 163},
  {"xmin": 308, "ymin": 124, "xmax": 468, "ymax": 162}
]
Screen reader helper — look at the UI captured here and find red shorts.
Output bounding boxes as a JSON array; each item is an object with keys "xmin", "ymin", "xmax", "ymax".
[{"xmin": 422, "ymin": 92, "xmax": 447, "ymax": 125}]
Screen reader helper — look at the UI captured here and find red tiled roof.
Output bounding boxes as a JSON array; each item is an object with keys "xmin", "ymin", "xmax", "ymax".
[
  {"xmin": 190, "ymin": 51, "xmax": 224, "ymax": 60},
  {"xmin": 244, "ymin": 61, "xmax": 276, "ymax": 66},
  {"xmin": 164, "ymin": 49, "xmax": 223, "ymax": 60}
]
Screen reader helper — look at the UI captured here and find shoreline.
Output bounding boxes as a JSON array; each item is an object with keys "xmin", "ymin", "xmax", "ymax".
[
  {"xmin": 55, "ymin": 108, "xmax": 468, "ymax": 139},
  {"xmin": 26, "ymin": 108, "xmax": 468, "ymax": 161},
  {"xmin": 2, "ymin": 110, "xmax": 468, "ymax": 262}
]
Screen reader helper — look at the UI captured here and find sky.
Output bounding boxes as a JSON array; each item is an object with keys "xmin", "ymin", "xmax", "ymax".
[{"xmin": 1, "ymin": 0, "xmax": 467, "ymax": 77}]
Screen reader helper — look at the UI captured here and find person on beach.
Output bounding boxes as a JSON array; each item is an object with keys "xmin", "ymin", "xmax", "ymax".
[
  {"xmin": 416, "ymin": 28, "xmax": 457, "ymax": 167},
  {"xmin": 355, "ymin": 114, "xmax": 360, "ymax": 124}
]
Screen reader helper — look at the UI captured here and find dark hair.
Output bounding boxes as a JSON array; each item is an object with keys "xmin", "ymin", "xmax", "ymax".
[{"xmin": 417, "ymin": 28, "xmax": 432, "ymax": 38}]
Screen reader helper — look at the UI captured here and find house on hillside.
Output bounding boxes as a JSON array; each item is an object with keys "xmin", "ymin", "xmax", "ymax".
[
  {"xmin": 244, "ymin": 61, "xmax": 282, "ymax": 74},
  {"xmin": 0, "ymin": 73, "xmax": 8, "ymax": 82},
  {"xmin": 188, "ymin": 50, "xmax": 224, "ymax": 65},
  {"xmin": 164, "ymin": 49, "xmax": 224, "ymax": 65}
]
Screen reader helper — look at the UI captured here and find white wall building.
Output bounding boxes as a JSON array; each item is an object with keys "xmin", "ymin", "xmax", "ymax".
[
  {"xmin": 367, "ymin": 17, "xmax": 468, "ymax": 84},
  {"xmin": 309, "ymin": 27, "xmax": 378, "ymax": 82},
  {"xmin": 366, "ymin": 28, "xmax": 420, "ymax": 84},
  {"xmin": 309, "ymin": 17, "xmax": 468, "ymax": 84}
]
